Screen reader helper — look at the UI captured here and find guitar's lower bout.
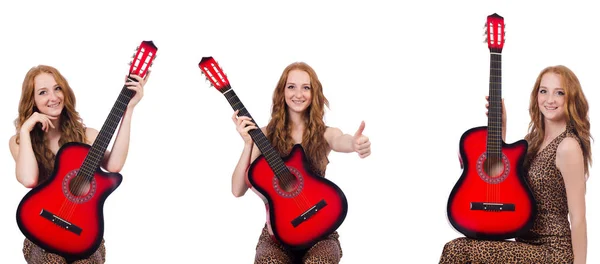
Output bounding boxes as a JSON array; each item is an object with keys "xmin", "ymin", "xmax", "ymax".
[
  {"xmin": 248, "ymin": 144, "xmax": 348, "ymax": 250},
  {"xmin": 16, "ymin": 142, "xmax": 122, "ymax": 261},
  {"xmin": 447, "ymin": 127, "xmax": 537, "ymax": 240}
]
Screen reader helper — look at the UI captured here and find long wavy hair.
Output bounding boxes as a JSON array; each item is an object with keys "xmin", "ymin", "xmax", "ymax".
[
  {"xmin": 14, "ymin": 65, "xmax": 87, "ymax": 184},
  {"xmin": 524, "ymin": 65, "xmax": 592, "ymax": 178},
  {"xmin": 266, "ymin": 62, "xmax": 330, "ymax": 175}
]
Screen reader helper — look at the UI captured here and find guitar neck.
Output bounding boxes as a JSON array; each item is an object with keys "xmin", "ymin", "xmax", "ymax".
[
  {"xmin": 220, "ymin": 86, "xmax": 289, "ymax": 176},
  {"xmin": 80, "ymin": 84, "xmax": 135, "ymax": 178},
  {"xmin": 487, "ymin": 52, "xmax": 503, "ymax": 157}
]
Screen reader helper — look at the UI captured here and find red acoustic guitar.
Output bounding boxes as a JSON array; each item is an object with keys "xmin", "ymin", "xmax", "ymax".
[
  {"xmin": 16, "ymin": 40, "xmax": 157, "ymax": 261},
  {"xmin": 446, "ymin": 14, "xmax": 536, "ymax": 240},
  {"xmin": 199, "ymin": 57, "xmax": 348, "ymax": 250}
]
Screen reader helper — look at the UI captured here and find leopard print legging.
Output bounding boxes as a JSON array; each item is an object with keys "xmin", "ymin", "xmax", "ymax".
[
  {"xmin": 254, "ymin": 225, "xmax": 342, "ymax": 264},
  {"xmin": 23, "ymin": 238, "xmax": 106, "ymax": 264}
]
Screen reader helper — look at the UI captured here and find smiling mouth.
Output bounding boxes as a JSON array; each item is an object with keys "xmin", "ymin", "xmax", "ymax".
[
  {"xmin": 545, "ymin": 106, "xmax": 558, "ymax": 110},
  {"xmin": 47, "ymin": 102, "xmax": 61, "ymax": 108},
  {"xmin": 292, "ymin": 100, "xmax": 305, "ymax": 104}
]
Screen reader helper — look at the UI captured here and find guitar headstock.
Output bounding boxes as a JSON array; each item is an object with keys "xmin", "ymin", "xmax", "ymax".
[
  {"xmin": 198, "ymin": 56, "xmax": 231, "ymax": 92},
  {"xmin": 128, "ymin": 40, "xmax": 157, "ymax": 79},
  {"xmin": 485, "ymin": 13, "xmax": 505, "ymax": 53}
]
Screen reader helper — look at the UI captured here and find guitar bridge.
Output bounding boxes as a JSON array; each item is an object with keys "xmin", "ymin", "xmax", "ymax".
[
  {"xmin": 291, "ymin": 199, "xmax": 327, "ymax": 228},
  {"xmin": 470, "ymin": 202, "xmax": 515, "ymax": 211},
  {"xmin": 40, "ymin": 209, "xmax": 82, "ymax": 235}
]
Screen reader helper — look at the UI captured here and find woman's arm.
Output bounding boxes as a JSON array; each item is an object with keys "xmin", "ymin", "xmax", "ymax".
[
  {"xmin": 88, "ymin": 74, "xmax": 147, "ymax": 173},
  {"xmin": 556, "ymin": 137, "xmax": 587, "ymax": 264},
  {"xmin": 85, "ymin": 110, "xmax": 133, "ymax": 173},
  {"xmin": 9, "ymin": 113, "xmax": 58, "ymax": 187},
  {"xmin": 231, "ymin": 126, "xmax": 264, "ymax": 197},
  {"xmin": 10, "ymin": 132, "xmax": 39, "ymax": 188},
  {"xmin": 324, "ymin": 121, "xmax": 371, "ymax": 158}
]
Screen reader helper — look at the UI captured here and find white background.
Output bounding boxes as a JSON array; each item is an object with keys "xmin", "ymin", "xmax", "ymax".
[{"xmin": 0, "ymin": 0, "xmax": 598, "ymax": 263}]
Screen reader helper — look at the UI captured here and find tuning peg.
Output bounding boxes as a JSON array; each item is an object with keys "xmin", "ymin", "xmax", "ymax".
[
  {"xmin": 128, "ymin": 61, "xmax": 132, "ymax": 66},
  {"xmin": 150, "ymin": 62, "xmax": 154, "ymax": 67},
  {"xmin": 483, "ymin": 38, "xmax": 488, "ymax": 43}
]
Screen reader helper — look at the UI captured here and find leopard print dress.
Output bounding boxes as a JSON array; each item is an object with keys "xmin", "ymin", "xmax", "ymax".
[
  {"xmin": 439, "ymin": 128, "xmax": 577, "ymax": 263},
  {"xmin": 254, "ymin": 150, "xmax": 343, "ymax": 264},
  {"xmin": 23, "ymin": 239, "xmax": 106, "ymax": 264}
]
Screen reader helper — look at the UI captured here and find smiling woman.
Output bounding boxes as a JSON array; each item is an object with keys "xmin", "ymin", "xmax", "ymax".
[
  {"xmin": 440, "ymin": 65, "xmax": 592, "ymax": 264},
  {"xmin": 8, "ymin": 65, "xmax": 148, "ymax": 264},
  {"xmin": 228, "ymin": 62, "xmax": 371, "ymax": 263}
]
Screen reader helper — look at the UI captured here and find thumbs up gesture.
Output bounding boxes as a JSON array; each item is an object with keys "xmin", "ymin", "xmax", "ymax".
[{"xmin": 353, "ymin": 121, "xmax": 371, "ymax": 158}]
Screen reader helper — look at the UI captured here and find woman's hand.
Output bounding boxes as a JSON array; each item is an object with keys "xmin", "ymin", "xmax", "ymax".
[
  {"xmin": 21, "ymin": 112, "xmax": 57, "ymax": 133},
  {"xmin": 232, "ymin": 110, "xmax": 257, "ymax": 145}
]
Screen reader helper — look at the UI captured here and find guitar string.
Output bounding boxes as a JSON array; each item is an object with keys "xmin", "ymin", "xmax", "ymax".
[
  {"xmin": 225, "ymin": 90, "xmax": 312, "ymax": 211},
  {"xmin": 59, "ymin": 52, "xmax": 152, "ymax": 222},
  {"xmin": 62, "ymin": 96, "xmax": 126, "ymax": 219},
  {"xmin": 487, "ymin": 23, "xmax": 503, "ymax": 207},
  {"xmin": 227, "ymin": 91, "xmax": 311, "ymax": 210},
  {"xmin": 65, "ymin": 80, "xmax": 137, "ymax": 219}
]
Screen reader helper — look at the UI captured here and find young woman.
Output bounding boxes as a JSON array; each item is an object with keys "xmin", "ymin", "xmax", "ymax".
[
  {"xmin": 9, "ymin": 65, "xmax": 148, "ymax": 264},
  {"xmin": 439, "ymin": 65, "xmax": 591, "ymax": 264},
  {"xmin": 231, "ymin": 62, "xmax": 371, "ymax": 264}
]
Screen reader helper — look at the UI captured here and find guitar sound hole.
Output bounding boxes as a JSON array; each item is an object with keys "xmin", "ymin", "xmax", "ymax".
[
  {"xmin": 476, "ymin": 153, "xmax": 510, "ymax": 184},
  {"xmin": 69, "ymin": 177, "xmax": 91, "ymax": 196},
  {"xmin": 62, "ymin": 169, "xmax": 97, "ymax": 203},
  {"xmin": 273, "ymin": 167, "xmax": 304, "ymax": 198},
  {"xmin": 279, "ymin": 178, "xmax": 299, "ymax": 192},
  {"xmin": 483, "ymin": 156, "xmax": 504, "ymax": 178}
]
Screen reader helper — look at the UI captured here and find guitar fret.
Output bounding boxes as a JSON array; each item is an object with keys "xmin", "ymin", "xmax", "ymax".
[
  {"xmin": 487, "ymin": 51, "xmax": 503, "ymax": 145},
  {"xmin": 221, "ymin": 88, "xmax": 290, "ymax": 182}
]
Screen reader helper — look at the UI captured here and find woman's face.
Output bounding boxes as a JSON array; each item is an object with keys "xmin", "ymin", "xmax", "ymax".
[
  {"xmin": 284, "ymin": 69, "xmax": 312, "ymax": 114},
  {"xmin": 33, "ymin": 72, "xmax": 64, "ymax": 118}
]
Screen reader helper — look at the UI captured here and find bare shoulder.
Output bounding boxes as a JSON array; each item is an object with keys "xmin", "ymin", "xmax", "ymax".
[
  {"xmin": 8, "ymin": 134, "xmax": 19, "ymax": 160},
  {"xmin": 85, "ymin": 128, "xmax": 99, "ymax": 145},
  {"xmin": 556, "ymin": 137, "xmax": 584, "ymax": 173},
  {"xmin": 557, "ymin": 137, "xmax": 583, "ymax": 157}
]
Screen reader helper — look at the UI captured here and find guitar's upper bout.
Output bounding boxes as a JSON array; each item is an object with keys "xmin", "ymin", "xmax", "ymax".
[{"xmin": 503, "ymin": 138, "xmax": 529, "ymax": 152}]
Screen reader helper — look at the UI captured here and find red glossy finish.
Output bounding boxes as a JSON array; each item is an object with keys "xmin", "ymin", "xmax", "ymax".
[
  {"xmin": 16, "ymin": 143, "xmax": 121, "ymax": 260},
  {"xmin": 448, "ymin": 127, "xmax": 535, "ymax": 239},
  {"xmin": 247, "ymin": 145, "xmax": 347, "ymax": 249}
]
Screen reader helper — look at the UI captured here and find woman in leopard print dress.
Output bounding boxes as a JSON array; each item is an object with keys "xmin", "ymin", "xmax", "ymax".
[
  {"xmin": 9, "ymin": 65, "xmax": 149, "ymax": 263},
  {"xmin": 439, "ymin": 65, "xmax": 591, "ymax": 264},
  {"xmin": 230, "ymin": 62, "xmax": 371, "ymax": 264}
]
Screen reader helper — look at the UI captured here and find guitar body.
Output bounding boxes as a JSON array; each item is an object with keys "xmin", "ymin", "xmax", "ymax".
[
  {"xmin": 247, "ymin": 144, "xmax": 348, "ymax": 250},
  {"xmin": 16, "ymin": 142, "xmax": 122, "ymax": 261},
  {"xmin": 447, "ymin": 126, "xmax": 536, "ymax": 240}
]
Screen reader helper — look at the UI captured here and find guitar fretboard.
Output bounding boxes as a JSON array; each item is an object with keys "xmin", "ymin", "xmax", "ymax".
[
  {"xmin": 487, "ymin": 52, "xmax": 503, "ymax": 158},
  {"xmin": 79, "ymin": 84, "xmax": 135, "ymax": 180},
  {"xmin": 221, "ymin": 86, "xmax": 293, "ymax": 181}
]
